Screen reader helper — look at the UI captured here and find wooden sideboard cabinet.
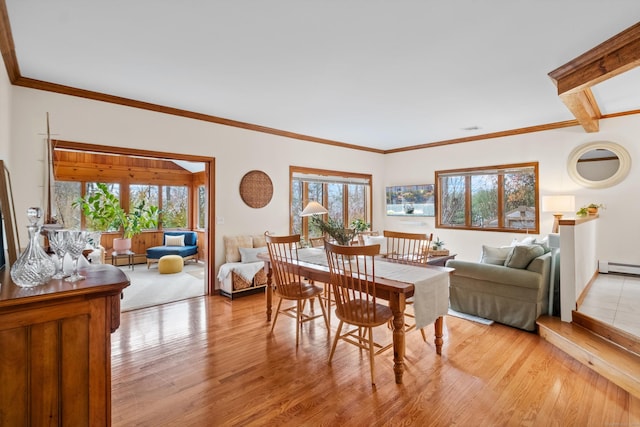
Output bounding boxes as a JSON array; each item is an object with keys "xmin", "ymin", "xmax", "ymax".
[{"xmin": 0, "ymin": 264, "xmax": 129, "ymax": 426}]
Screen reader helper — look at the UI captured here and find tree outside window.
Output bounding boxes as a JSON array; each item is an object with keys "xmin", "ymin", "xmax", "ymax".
[
  {"xmin": 162, "ymin": 185, "xmax": 188, "ymax": 229},
  {"xmin": 130, "ymin": 184, "xmax": 159, "ymax": 231},
  {"xmin": 53, "ymin": 181, "xmax": 81, "ymax": 228},
  {"xmin": 197, "ymin": 185, "xmax": 206, "ymax": 229}
]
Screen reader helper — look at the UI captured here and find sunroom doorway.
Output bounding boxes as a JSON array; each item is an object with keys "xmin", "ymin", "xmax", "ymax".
[{"xmin": 51, "ymin": 140, "xmax": 215, "ymax": 310}]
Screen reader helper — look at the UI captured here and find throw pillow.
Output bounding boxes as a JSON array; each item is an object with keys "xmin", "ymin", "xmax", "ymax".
[
  {"xmin": 480, "ymin": 245, "xmax": 512, "ymax": 265},
  {"xmin": 224, "ymin": 235, "xmax": 253, "ymax": 263},
  {"xmin": 504, "ymin": 244, "xmax": 544, "ymax": 269},
  {"xmin": 239, "ymin": 247, "xmax": 266, "ymax": 263},
  {"xmin": 165, "ymin": 234, "xmax": 185, "ymax": 246},
  {"xmin": 364, "ymin": 235, "xmax": 387, "ymax": 254},
  {"xmin": 252, "ymin": 234, "xmax": 267, "ymax": 248}
]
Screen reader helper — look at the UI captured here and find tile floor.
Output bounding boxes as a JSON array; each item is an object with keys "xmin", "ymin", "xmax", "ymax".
[{"xmin": 578, "ymin": 273, "xmax": 640, "ymax": 337}]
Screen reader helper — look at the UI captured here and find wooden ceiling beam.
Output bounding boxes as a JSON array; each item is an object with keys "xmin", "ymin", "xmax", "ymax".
[
  {"xmin": 558, "ymin": 88, "xmax": 601, "ymax": 133},
  {"xmin": 548, "ymin": 22, "xmax": 640, "ymax": 133}
]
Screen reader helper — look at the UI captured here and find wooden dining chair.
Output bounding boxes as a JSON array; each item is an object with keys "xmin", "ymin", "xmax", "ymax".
[
  {"xmin": 382, "ymin": 230, "xmax": 433, "ymax": 341},
  {"xmin": 308, "ymin": 236, "xmax": 325, "ymax": 248},
  {"xmin": 265, "ymin": 233, "xmax": 329, "ymax": 346},
  {"xmin": 324, "ymin": 241, "xmax": 393, "ymax": 387},
  {"xmin": 307, "ymin": 236, "xmax": 333, "ymax": 324},
  {"xmin": 383, "ymin": 230, "xmax": 433, "ymax": 264}
]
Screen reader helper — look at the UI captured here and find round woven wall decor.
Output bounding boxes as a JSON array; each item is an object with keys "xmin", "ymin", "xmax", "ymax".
[{"xmin": 239, "ymin": 170, "xmax": 273, "ymax": 208}]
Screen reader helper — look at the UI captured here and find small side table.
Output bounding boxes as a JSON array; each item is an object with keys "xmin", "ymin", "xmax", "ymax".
[{"xmin": 112, "ymin": 250, "xmax": 135, "ymax": 270}]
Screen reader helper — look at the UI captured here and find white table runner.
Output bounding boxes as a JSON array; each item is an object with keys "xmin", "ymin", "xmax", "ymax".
[{"xmin": 297, "ymin": 248, "xmax": 449, "ymax": 329}]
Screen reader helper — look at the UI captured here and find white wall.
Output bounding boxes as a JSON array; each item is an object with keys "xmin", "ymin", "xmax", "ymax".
[
  {"xmin": 384, "ymin": 115, "xmax": 640, "ymax": 265},
  {"xmin": 0, "ymin": 61, "xmax": 11, "ymax": 160},
  {"xmin": 6, "ymin": 85, "xmax": 640, "ymax": 283},
  {"xmin": 9, "ymin": 87, "xmax": 386, "ymax": 276}
]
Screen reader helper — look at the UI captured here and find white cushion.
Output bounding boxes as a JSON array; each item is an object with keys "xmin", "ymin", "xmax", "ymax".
[
  {"xmin": 165, "ymin": 234, "xmax": 185, "ymax": 246},
  {"xmin": 364, "ymin": 235, "xmax": 387, "ymax": 254},
  {"xmin": 480, "ymin": 245, "xmax": 512, "ymax": 265},
  {"xmin": 239, "ymin": 246, "xmax": 267, "ymax": 263}
]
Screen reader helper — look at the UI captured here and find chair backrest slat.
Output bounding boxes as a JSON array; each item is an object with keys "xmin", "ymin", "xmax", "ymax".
[
  {"xmin": 325, "ymin": 241, "xmax": 381, "ymax": 324},
  {"xmin": 383, "ymin": 230, "xmax": 433, "ymax": 264},
  {"xmin": 265, "ymin": 233, "xmax": 304, "ymax": 298}
]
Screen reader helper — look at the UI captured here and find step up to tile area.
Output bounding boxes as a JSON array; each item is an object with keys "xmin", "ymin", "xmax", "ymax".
[{"xmin": 537, "ymin": 315, "xmax": 640, "ymax": 399}]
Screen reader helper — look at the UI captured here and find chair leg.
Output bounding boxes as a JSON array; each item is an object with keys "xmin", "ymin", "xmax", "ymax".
[
  {"xmin": 328, "ymin": 320, "xmax": 343, "ymax": 364},
  {"xmin": 420, "ymin": 328, "xmax": 426, "ymax": 342},
  {"xmin": 324, "ymin": 283, "xmax": 332, "ymax": 326},
  {"xmin": 270, "ymin": 298, "xmax": 283, "ymax": 333},
  {"xmin": 368, "ymin": 326, "xmax": 376, "ymax": 387},
  {"xmin": 296, "ymin": 300, "xmax": 301, "ymax": 347},
  {"xmin": 316, "ymin": 295, "xmax": 330, "ymax": 333}
]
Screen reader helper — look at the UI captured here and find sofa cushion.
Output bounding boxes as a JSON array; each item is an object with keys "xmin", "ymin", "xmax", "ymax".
[
  {"xmin": 480, "ymin": 245, "xmax": 512, "ymax": 265},
  {"xmin": 147, "ymin": 245, "xmax": 198, "ymax": 259},
  {"xmin": 504, "ymin": 244, "xmax": 544, "ymax": 269},
  {"xmin": 164, "ymin": 231, "xmax": 197, "ymax": 246},
  {"xmin": 165, "ymin": 234, "xmax": 185, "ymax": 246},
  {"xmin": 252, "ymin": 234, "xmax": 267, "ymax": 248},
  {"xmin": 239, "ymin": 246, "xmax": 267, "ymax": 263},
  {"xmin": 224, "ymin": 235, "xmax": 253, "ymax": 263}
]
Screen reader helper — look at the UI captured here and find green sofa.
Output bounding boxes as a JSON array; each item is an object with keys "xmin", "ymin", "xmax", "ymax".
[{"xmin": 446, "ymin": 248, "xmax": 552, "ymax": 331}]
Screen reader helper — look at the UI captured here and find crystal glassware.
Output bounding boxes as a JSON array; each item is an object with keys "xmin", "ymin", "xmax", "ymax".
[
  {"xmin": 48, "ymin": 229, "xmax": 69, "ymax": 279},
  {"xmin": 10, "ymin": 207, "xmax": 56, "ymax": 287},
  {"xmin": 64, "ymin": 230, "xmax": 88, "ymax": 282}
]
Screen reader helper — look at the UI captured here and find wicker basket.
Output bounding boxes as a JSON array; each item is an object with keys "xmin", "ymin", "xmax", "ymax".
[{"xmin": 231, "ymin": 268, "xmax": 267, "ymax": 291}]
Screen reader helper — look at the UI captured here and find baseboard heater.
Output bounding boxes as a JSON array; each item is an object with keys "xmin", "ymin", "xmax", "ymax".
[{"xmin": 599, "ymin": 261, "xmax": 640, "ymax": 276}]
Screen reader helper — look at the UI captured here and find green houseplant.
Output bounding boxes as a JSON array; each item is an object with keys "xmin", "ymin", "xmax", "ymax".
[
  {"xmin": 350, "ymin": 218, "xmax": 370, "ymax": 233},
  {"xmin": 311, "ymin": 216, "xmax": 354, "ymax": 245},
  {"xmin": 73, "ymin": 183, "xmax": 160, "ymax": 250}
]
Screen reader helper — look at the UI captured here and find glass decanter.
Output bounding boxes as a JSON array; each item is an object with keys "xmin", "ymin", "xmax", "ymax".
[{"xmin": 10, "ymin": 207, "xmax": 56, "ymax": 287}]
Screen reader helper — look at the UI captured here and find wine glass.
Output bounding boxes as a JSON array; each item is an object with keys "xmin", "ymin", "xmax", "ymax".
[
  {"xmin": 64, "ymin": 230, "xmax": 88, "ymax": 282},
  {"xmin": 48, "ymin": 229, "xmax": 68, "ymax": 279}
]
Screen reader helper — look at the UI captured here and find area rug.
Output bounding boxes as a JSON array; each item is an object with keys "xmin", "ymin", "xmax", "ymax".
[
  {"xmin": 120, "ymin": 263, "xmax": 206, "ymax": 312},
  {"xmin": 447, "ymin": 308, "xmax": 494, "ymax": 325}
]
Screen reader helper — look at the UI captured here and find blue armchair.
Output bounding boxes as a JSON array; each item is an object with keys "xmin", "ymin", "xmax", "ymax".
[{"xmin": 146, "ymin": 231, "xmax": 198, "ymax": 268}]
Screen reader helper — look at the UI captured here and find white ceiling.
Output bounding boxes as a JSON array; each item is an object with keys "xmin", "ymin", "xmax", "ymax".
[{"xmin": 5, "ymin": 1, "xmax": 640, "ymax": 151}]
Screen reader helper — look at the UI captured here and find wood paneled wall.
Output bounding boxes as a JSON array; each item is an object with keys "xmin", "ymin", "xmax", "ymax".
[{"xmin": 53, "ymin": 149, "xmax": 195, "ymax": 186}]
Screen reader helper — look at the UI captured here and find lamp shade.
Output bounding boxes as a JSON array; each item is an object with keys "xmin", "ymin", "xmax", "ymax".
[
  {"xmin": 541, "ymin": 195, "xmax": 575, "ymax": 213},
  {"xmin": 301, "ymin": 201, "xmax": 328, "ymax": 216}
]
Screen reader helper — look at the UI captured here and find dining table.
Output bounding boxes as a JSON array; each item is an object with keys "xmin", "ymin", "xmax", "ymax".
[{"xmin": 258, "ymin": 247, "xmax": 454, "ymax": 384}]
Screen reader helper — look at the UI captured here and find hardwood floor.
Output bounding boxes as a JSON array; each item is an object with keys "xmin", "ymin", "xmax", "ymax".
[{"xmin": 111, "ymin": 293, "xmax": 640, "ymax": 426}]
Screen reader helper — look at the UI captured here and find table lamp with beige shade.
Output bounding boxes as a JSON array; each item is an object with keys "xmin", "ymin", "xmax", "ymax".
[
  {"xmin": 300, "ymin": 201, "xmax": 329, "ymax": 217},
  {"xmin": 542, "ymin": 195, "xmax": 576, "ymax": 233}
]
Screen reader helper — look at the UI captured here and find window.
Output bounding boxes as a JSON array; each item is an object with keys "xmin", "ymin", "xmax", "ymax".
[
  {"xmin": 53, "ymin": 181, "xmax": 81, "ymax": 229},
  {"xmin": 130, "ymin": 184, "xmax": 159, "ymax": 231},
  {"xmin": 436, "ymin": 162, "xmax": 539, "ymax": 233},
  {"xmin": 197, "ymin": 185, "xmax": 206, "ymax": 229},
  {"xmin": 162, "ymin": 185, "xmax": 189, "ymax": 229},
  {"xmin": 84, "ymin": 182, "xmax": 121, "ymax": 232},
  {"xmin": 290, "ymin": 167, "xmax": 372, "ymax": 242}
]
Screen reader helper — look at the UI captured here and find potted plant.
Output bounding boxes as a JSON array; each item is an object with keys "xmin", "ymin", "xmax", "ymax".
[
  {"xmin": 350, "ymin": 218, "xmax": 371, "ymax": 245},
  {"xmin": 73, "ymin": 183, "xmax": 160, "ymax": 251},
  {"xmin": 432, "ymin": 237, "xmax": 445, "ymax": 251},
  {"xmin": 576, "ymin": 207, "xmax": 588, "ymax": 217},
  {"xmin": 586, "ymin": 203, "xmax": 605, "ymax": 215},
  {"xmin": 310, "ymin": 216, "xmax": 354, "ymax": 245}
]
